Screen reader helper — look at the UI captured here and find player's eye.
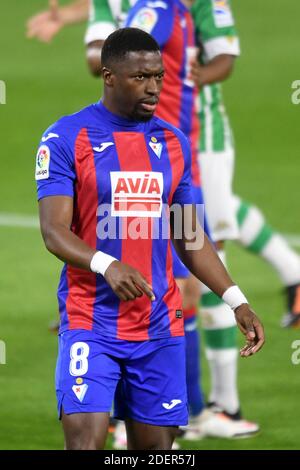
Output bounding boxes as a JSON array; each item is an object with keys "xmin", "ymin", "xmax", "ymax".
[
  {"xmin": 155, "ymin": 73, "xmax": 164, "ymax": 80},
  {"xmin": 135, "ymin": 75, "xmax": 144, "ymax": 81}
]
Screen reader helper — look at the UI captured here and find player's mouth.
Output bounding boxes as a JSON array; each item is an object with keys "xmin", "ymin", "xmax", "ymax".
[{"xmin": 140, "ymin": 99, "xmax": 158, "ymax": 113}]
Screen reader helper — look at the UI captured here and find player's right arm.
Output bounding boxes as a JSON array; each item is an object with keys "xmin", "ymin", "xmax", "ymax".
[
  {"xmin": 36, "ymin": 127, "xmax": 154, "ymax": 302},
  {"xmin": 27, "ymin": 0, "xmax": 89, "ymax": 43},
  {"xmin": 39, "ymin": 196, "xmax": 155, "ymax": 301}
]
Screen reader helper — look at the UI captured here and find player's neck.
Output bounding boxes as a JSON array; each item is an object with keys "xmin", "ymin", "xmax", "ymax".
[
  {"xmin": 102, "ymin": 96, "xmax": 130, "ymax": 120},
  {"xmin": 101, "ymin": 96, "xmax": 138, "ymax": 123}
]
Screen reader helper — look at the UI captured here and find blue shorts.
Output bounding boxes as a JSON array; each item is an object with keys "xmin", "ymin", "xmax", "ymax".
[
  {"xmin": 172, "ymin": 185, "xmax": 212, "ymax": 279},
  {"xmin": 56, "ymin": 330, "xmax": 188, "ymax": 426}
]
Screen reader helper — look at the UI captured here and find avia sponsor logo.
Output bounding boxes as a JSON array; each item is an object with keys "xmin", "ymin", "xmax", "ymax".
[{"xmin": 110, "ymin": 171, "xmax": 163, "ymax": 218}]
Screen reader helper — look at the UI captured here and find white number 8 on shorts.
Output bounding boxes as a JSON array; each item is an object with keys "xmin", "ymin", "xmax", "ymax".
[{"xmin": 69, "ymin": 342, "xmax": 90, "ymax": 376}]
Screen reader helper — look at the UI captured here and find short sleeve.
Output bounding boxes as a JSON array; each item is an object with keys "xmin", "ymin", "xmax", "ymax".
[
  {"xmin": 192, "ymin": 0, "xmax": 240, "ymax": 60},
  {"xmin": 84, "ymin": 0, "xmax": 117, "ymax": 44},
  {"xmin": 125, "ymin": 1, "xmax": 174, "ymax": 48},
  {"xmin": 172, "ymin": 133, "xmax": 193, "ymax": 206},
  {"xmin": 35, "ymin": 128, "xmax": 76, "ymax": 201},
  {"xmin": 89, "ymin": 0, "xmax": 115, "ymax": 24}
]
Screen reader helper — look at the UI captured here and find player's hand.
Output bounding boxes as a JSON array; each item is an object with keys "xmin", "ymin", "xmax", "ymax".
[
  {"xmin": 234, "ymin": 304, "xmax": 265, "ymax": 357},
  {"xmin": 190, "ymin": 60, "xmax": 204, "ymax": 87},
  {"xmin": 26, "ymin": 1, "xmax": 62, "ymax": 43},
  {"xmin": 104, "ymin": 261, "xmax": 155, "ymax": 302}
]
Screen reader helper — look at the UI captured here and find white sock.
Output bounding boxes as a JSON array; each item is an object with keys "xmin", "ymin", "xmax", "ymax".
[
  {"xmin": 206, "ymin": 348, "xmax": 239, "ymax": 414},
  {"xmin": 262, "ymin": 234, "xmax": 300, "ymax": 286},
  {"xmin": 234, "ymin": 195, "xmax": 300, "ymax": 286},
  {"xmin": 202, "ymin": 250, "xmax": 240, "ymax": 415}
]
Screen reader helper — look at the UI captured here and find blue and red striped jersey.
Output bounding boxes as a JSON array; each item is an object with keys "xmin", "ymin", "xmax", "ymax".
[
  {"xmin": 36, "ymin": 101, "xmax": 193, "ymax": 340},
  {"xmin": 126, "ymin": 0, "xmax": 201, "ymax": 186}
]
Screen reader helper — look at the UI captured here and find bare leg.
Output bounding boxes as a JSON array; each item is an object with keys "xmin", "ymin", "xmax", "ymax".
[
  {"xmin": 61, "ymin": 410, "xmax": 110, "ymax": 450},
  {"xmin": 125, "ymin": 418, "xmax": 178, "ymax": 450}
]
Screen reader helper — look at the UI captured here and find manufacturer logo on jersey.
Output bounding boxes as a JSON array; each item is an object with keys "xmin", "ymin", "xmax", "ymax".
[
  {"xmin": 110, "ymin": 171, "xmax": 163, "ymax": 217},
  {"xmin": 213, "ymin": 0, "xmax": 234, "ymax": 28},
  {"xmin": 130, "ymin": 7, "xmax": 158, "ymax": 34},
  {"xmin": 72, "ymin": 383, "xmax": 88, "ymax": 402},
  {"xmin": 149, "ymin": 136, "xmax": 163, "ymax": 158},
  {"xmin": 41, "ymin": 132, "xmax": 59, "ymax": 142},
  {"xmin": 162, "ymin": 399, "xmax": 182, "ymax": 410},
  {"xmin": 93, "ymin": 142, "xmax": 115, "ymax": 153},
  {"xmin": 35, "ymin": 145, "xmax": 50, "ymax": 180}
]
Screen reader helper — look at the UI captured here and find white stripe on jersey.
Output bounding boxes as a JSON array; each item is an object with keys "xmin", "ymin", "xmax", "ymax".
[{"xmin": 203, "ymin": 85, "xmax": 213, "ymax": 153}]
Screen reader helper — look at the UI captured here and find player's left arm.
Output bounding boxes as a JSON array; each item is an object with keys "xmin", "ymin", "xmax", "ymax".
[
  {"xmin": 171, "ymin": 207, "xmax": 265, "ymax": 357},
  {"xmin": 191, "ymin": 54, "xmax": 235, "ymax": 86},
  {"xmin": 171, "ymin": 129, "xmax": 264, "ymax": 356},
  {"xmin": 191, "ymin": 0, "xmax": 239, "ymax": 86},
  {"xmin": 27, "ymin": 0, "xmax": 89, "ymax": 43},
  {"xmin": 84, "ymin": 0, "xmax": 117, "ymax": 77}
]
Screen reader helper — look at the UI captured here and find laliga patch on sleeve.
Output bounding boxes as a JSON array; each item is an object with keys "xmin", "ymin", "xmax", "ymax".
[
  {"xmin": 212, "ymin": 0, "xmax": 234, "ymax": 28},
  {"xmin": 130, "ymin": 7, "xmax": 158, "ymax": 34},
  {"xmin": 35, "ymin": 145, "xmax": 50, "ymax": 180}
]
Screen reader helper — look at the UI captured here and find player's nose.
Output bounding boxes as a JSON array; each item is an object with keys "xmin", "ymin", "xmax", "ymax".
[{"xmin": 145, "ymin": 76, "xmax": 160, "ymax": 96}]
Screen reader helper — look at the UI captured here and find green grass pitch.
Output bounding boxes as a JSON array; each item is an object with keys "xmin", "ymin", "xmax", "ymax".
[{"xmin": 0, "ymin": 0, "xmax": 300, "ymax": 449}]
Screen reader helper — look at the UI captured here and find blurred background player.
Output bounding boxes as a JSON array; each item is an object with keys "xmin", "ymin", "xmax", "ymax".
[
  {"xmin": 127, "ymin": 0, "xmax": 262, "ymax": 442},
  {"xmin": 187, "ymin": 0, "xmax": 300, "ymax": 436},
  {"xmin": 124, "ymin": 0, "xmax": 211, "ymax": 442}
]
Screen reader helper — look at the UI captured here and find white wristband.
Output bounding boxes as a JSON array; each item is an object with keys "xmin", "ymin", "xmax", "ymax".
[
  {"xmin": 222, "ymin": 285, "xmax": 248, "ymax": 311},
  {"xmin": 90, "ymin": 251, "xmax": 118, "ymax": 276}
]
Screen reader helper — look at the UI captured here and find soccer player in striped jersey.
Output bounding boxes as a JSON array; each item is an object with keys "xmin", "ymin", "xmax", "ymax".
[
  {"xmin": 27, "ymin": 5, "xmax": 300, "ymax": 332},
  {"xmin": 35, "ymin": 27, "xmax": 264, "ymax": 450}
]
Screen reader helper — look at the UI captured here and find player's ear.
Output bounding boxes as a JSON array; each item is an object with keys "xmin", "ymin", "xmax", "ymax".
[{"xmin": 102, "ymin": 67, "xmax": 114, "ymax": 87}]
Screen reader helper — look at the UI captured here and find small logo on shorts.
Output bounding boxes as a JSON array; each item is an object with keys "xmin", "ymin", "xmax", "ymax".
[
  {"xmin": 176, "ymin": 309, "xmax": 183, "ymax": 319},
  {"xmin": 72, "ymin": 383, "xmax": 88, "ymax": 402},
  {"xmin": 162, "ymin": 399, "xmax": 182, "ymax": 410}
]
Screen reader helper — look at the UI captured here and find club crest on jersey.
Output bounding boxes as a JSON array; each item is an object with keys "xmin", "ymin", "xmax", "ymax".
[
  {"xmin": 130, "ymin": 7, "xmax": 158, "ymax": 34},
  {"xmin": 110, "ymin": 171, "xmax": 163, "ymax": 218},
  {"xmin": 72, "ymin": 383, "xmax": 88, "ymax": 402},
  {"xmin": 149, "ymin": 137, "xmax": 163, "ymax": 159},
  {"xmin": 213, "ymin": 0, "xmax": 234, "ymax": 28},
  {"xmin": 35, "ymin": 145, "xmax": 50, "ymax": 180}
]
